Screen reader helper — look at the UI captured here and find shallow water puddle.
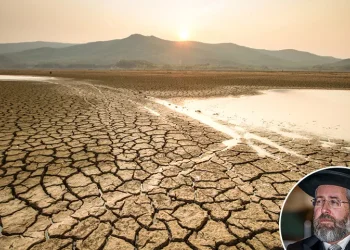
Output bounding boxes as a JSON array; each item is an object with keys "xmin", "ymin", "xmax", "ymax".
[
  {"xmin": 154, "ymin": 89, "xmax": 350, "ymax": 158},
  {"xmin": 182, "ymin": 89, "xmax": 350, "ymax": 142},
  {"xmin": 153, "ymin": 97, "xmax": 305, "ymax": 157},
  {"xmin": 0, "ymin": 75, "xmax": 57, "ymax": 81},
  {"xmin": 154, "ymin": 98, "xmax": 241, "ymax": 146},
  {"xmin": 154, "ymin": 97, "xmax": 283, "ymax": 157}
]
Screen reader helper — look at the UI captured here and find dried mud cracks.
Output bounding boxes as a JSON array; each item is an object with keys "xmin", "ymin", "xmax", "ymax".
[{"xmin": 0, "ymin": 79, "xmax": 349, "ymax": 250}]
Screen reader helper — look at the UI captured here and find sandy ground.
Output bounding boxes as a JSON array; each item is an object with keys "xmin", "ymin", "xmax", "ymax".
[{"xmin": 0, "ymin": 71, "xmax": 349, "ymax": 249}]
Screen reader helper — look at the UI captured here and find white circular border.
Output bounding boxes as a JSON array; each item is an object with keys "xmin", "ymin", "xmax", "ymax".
[{"xmin": 279, "ymin": 166, "xmax": 350, "ymax": 249}]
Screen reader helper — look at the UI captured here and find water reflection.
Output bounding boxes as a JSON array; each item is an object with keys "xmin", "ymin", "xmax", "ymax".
[
  {"xmin": 183, "ymin": 89, "xmax": 350, "ymax": 141},
  {"xmin": 0, "ymin": 75, "xmax": 56, "ymax": 81}
]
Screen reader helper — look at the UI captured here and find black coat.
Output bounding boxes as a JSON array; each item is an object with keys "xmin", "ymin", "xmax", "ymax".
[{"xmin": 287, "ymin": 235, "xmax": 350, "ymax": 250}]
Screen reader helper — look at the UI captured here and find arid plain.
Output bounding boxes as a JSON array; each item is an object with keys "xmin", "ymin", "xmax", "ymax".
[{"xmin": 0, "ymin": 70, "xmax": 350, "ymax": 250}]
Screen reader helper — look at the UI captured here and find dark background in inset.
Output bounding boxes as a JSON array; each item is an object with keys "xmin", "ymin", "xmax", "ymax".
[{"xmin": 280, "ymin": 186, "xmax": 313, "ymax": 248}]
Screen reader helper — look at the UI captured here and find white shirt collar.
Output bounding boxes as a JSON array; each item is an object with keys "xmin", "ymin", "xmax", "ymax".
[{"xmin": 323, "ymin": 234, "xmax": 350, "ymax": 249}]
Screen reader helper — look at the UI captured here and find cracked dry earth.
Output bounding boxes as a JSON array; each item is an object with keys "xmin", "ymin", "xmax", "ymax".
[{"xmin": 0, "ymin": 78, "xmax": 349, "ymax": 250}]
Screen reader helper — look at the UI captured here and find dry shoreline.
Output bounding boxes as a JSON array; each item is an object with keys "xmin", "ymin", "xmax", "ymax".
[{"xmin": 1, "ymin": 70, "xmax": 349, "ymax": 99}]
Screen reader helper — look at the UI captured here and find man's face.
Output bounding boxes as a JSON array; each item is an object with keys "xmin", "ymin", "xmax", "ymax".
[{"xmin": 314, "ymin": 185, "xmax": 350, "ymax": 243}]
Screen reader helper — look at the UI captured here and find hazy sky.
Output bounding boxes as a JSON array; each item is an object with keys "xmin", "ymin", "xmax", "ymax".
[{"xmin": 1, "ymin": 0, "xmax": 349, "ymax": 58}]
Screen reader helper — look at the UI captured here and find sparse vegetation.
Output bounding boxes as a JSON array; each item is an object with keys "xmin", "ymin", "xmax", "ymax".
[{"xmin": 115, "ymin": 60, "xmax": 156, "ymax": 69}]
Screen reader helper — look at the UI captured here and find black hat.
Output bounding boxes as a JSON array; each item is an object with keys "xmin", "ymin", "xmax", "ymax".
[{"xmin": 298, "ymin": 167, "xmax": 350, "ymax": 197}]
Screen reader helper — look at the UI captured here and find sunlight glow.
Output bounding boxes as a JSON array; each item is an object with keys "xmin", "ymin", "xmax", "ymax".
[{"xmin": 179, "ymin": 30, "xmax": 189, "ymax": 41}]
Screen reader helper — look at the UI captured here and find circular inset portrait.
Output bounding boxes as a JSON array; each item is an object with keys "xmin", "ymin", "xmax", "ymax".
[{"xmin": 280, "ymin": 166, "xmax": 350, "ymax": 249}]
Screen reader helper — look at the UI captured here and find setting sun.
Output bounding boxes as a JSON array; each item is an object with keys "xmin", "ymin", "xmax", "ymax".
[{"xmin": 179, "ymin": 30, "xmax": 189, "ymax": 41}]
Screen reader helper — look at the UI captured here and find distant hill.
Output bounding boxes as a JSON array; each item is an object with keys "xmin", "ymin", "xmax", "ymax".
[
  {"xmin": 313, "ymin": 58, "xmax": 350, "ymax": 71},
  {"xmin": 258, "ymin": 49, "xmax": 339, "ymax": 66},
  {"xmin": 0, "ymin": 55, "xmax": 17, "ymax": 68},
  {"xmin": 0, "ymin": 34, "xmax": 343, "ymax": 70},
  {"xmin": 0, "ymin": 41, "xmax": 76, "ymax": 54}
]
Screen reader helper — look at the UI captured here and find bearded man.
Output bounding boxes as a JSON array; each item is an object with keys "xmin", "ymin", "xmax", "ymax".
[{"xmin": 287, "ymin": 168, "xmax": 350, "ymax": 250}]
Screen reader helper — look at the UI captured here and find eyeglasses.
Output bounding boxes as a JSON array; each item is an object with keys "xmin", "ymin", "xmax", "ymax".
[{"xmin": 311, "ymin": 198, "xmax": 350, "ymax": 209}]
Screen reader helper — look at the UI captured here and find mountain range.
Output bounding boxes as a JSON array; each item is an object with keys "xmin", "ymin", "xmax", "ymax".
[{"xmin": 0, "ymin": 34, "xmax": 348, "ymax": 71}]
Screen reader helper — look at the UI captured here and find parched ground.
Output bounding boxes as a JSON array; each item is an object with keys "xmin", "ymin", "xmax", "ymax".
[{"xmin": 0, "ymin": 71, "xmax": 350, "ymax": 250}]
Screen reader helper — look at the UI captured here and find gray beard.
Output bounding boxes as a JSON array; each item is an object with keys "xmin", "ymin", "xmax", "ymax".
[{"xmin": 314, "ymin": 213, "xmax": 350, "ymax": 243}]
